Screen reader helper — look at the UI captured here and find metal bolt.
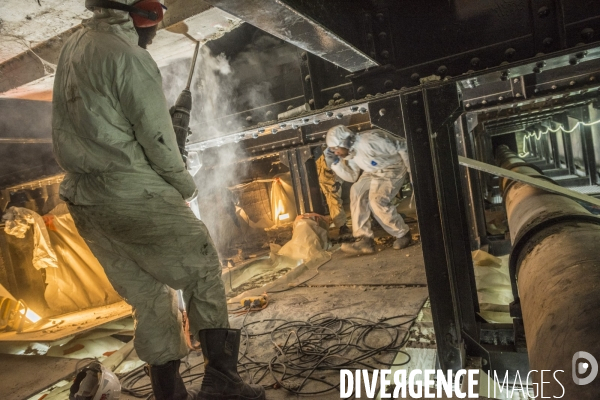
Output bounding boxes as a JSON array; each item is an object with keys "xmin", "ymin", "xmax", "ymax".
[
  {"xmin": 333, "ymin": 93, "xmax": 341, "ymax": 100},
  {"xmin": 271, "ymin": 129, "xmax": 278, "ymax": 134},
  {"xmin": 313, "ymin": 119, "xmax": 320, "ymax": 124},
  {"xmin": 581, "ymin": 28, "xmax": 595, "ymax": 41},
  {"xmin": 366, "ymin": 33, "xmax": 373, "ymax": 40},
  {"xmin": 513, "ymin": 78, "xmax": 520, "ymax": 83},
  {"xmin": 360, "ymin": 107, "xmax": 368, "ymax": 114},
  {"xmin": 279, "ymin": 123, "xmax": 286, "ymax": 128},
  {"xmin": 357, "ymin": 86, "xmax": 366, "ymax": 95},
  {"xmin": 498, "ymin": 96, "xmax": 504, "ymax": 101},
  {"xmin": 252, "ymin": 132, "xmax": 259, "ymax": 139},
  {"xmin": 551, "ymin": 85, "xmax": 557, "ymax": 90},
  {"xmin": 303, "ymin": 118, "xmax": 310, "ymax": 123},
  {"xmin": 378, "ymin": 31, "xmax": 387, "ymax": 40},
  {"xmin": 292, "ymin": 124, "xmax": 298, "ymax": 129},
  {"xmin": 308, "ymin": 99, "xmax": 315, "ymax": 105},
  {"xmin": 258, "ymin": 128, "xmax": 265, "ymax": 133},
  {"xmin": 570, "ymin": 57, "xmax": 579, "ymax": 65},
  {"xmin": 350, "ymin": 106, "xmax": 359, "ymax": 112},
  {"xmin": 379, "ymin": 108, "xmax": 386, "ymax": 116},
  {"xmin": 336, "ymin": 113, "xmax": 343, "ymax": 119},
  {"xmin": 246, "ymin": 116, "xmax": 253, "ymax": 122},
  {"xmin": 416, "ymin": 128, "xmax": 423, "ymax": 133},
  {"xmin": 412, "ymin": 100, "xmax": 419, "ymax": 106},
  {"xmin": 381, "ymin": 50, "xmax": 390, "ymax": 59},
  {"xmin": 301, "ymin": 52, "xmax": 307, "ymax": 60},
  {"xmin": 534, "ymin": 88, "xmax": 539, "ymax": 93},
  {"xmin": 470, "ymin": 57, "xmax": 480, "ymax": 67},
  {"xmin": 287, "ymin": 105, "xmax": 294, "ymax": 111},
  {"xmin": 384, "ymin": 80, "xmax": 393, "ymax": 90},
  {"xmin": 482, "ymin": 99, "xmax": 487, "ymax": 105},
  {"xmin": 538, "ymin": 6, "xmax": 549, "ymax": 17},
  {"xmin": 265, "ymin": 111, "xmax": 273, "ymax": 119},
  {"xmin": 590, "ymin": 76, "xmax": 596, "ymax": 82},
  {"xmin": 543, "ymin": 37, "xmax": 554, "ymax": 47},
  {"xmin": 465, "ymin": 103, "xmax": 471, "ymax": 108},
  {"xmin": 375, "ymin": 12, "xmax": 384, "ymax": 21},
  {"xmin": 304, "ymin": 75, "xmax": 311, "ymax": 82},
  {"xmin": 570, "ymin": 81, "xmax": 576, "ymax": 86},
  {"xmin": 505, "ymin": 48, "xmax": 516, "ymax": 59},
  {"xmin": 500, "ymin": 70, "xmax": 510, "ymax": 81},
  {"xmin": 326, "ymin": 111, "xmax": 334, "ymax": 117},
  {"xmin": 576, "ymin": 51, "xmax": 588, "ymax": 59},
  {"xmin": 411, "ymin": 73, "xmax": 420, "ymax": 82},
  {"xmin": 437, "ymin": 65, "xmax": 448, "ymax": 75},
  {"xmin": 516, "ymin": 93, "xmax": 522, "ymax": 97}
]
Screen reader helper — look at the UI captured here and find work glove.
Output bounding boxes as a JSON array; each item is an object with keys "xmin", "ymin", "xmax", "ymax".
[{"xmin": 324, "ymin": 147, "xmax": 340, "ymax": 169}]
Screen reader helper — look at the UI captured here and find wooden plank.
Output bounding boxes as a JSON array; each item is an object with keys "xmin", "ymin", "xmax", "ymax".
[
  {"xmin": 458, "ymin": 156, "xmax": 600, "ymax": 207},
  {"xmin": 0, "ymin": 354, "xmax": 80, "ymax": 400}
]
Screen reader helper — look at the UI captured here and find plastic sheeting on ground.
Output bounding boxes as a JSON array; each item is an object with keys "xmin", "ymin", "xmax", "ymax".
[
  {"xmin": 44, "ymin": 204, "xmax": 121, "ymax": 314},
  {"xmin": 270, "ymin": 173, "xmax": 297, "ymax": 225},
  {"xmin": 3, "ymin": 207, "xmax": 57, "ymax": 270},
  {"xmin": 472, "ymin": 250, "xmax": 514, "ymax": 323},
  {"xmin": 2, "ymin": 205, "xmax": 120, "ymax": 315},
  {"xmin": 224, "ymin": 214, "xmax": 331, "ymax": 299},
  {"xmin": 277, "ymin": 214, "xmax": 330, "ymax": 263}
]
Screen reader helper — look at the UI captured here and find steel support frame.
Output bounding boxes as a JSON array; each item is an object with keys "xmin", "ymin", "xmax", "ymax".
[
  {"xmin": 279, "ymin": 146, "xmax": 326, "ymax": 216},
  {"xmin": 401, "ymin": 85, "xmax": 482, "ymax": 372},
  {"xmin": 455, "ymin": 115, "xmax": 489, "ymax": 249},
  {"xmin": 574, "ymin": 106, "xmax": 599, "ymax": 185}
]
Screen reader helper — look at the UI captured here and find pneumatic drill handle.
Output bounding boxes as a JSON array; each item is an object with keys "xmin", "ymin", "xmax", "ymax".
[{"xmin": 170, "ymin": 89, "xmax": 193, "ymax": 164}]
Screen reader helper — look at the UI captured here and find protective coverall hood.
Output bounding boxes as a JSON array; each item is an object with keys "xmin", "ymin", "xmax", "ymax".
[
  {"xmin": 53, "ymin": 3, "xmax": 197, "ymax": 204},
  {"xmin": 326, "ymin": 125, "xmax": 355, "ymax": 149}
]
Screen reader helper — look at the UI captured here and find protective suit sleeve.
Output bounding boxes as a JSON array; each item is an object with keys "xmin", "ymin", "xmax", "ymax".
[
  {"xmin": 397, "ymin": 138, "xmax": 411, "ymax": 174},
  {"xmin": 324, "ymin": 147, "xmax": 339, "ymax": 169},
  {"xmin": 332, "ymin": 159, "xmax": 361, "ymax": 182},
  {"xmin": 115, "ymin": 50, "xmax": 197, "ymax": 200}
]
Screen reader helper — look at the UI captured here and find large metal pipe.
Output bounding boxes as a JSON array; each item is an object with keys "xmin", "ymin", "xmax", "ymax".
[{"xmin": 496, "ymin": 145, "xmax": 600, "ymax": 398}]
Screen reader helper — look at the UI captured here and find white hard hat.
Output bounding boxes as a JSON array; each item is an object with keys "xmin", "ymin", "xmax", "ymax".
[
  {"xmin": 326, "ymin": 125, "xmax": 354, "ymax": 149},
  {"xmin": 70, "ymin": 361, "xmax": 121, "ymax": 400}
]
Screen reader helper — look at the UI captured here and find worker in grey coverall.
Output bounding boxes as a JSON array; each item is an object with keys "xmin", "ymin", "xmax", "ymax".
[{"xmin": 51, "ymin": 1, "xmax": 265, "ymax": 399}]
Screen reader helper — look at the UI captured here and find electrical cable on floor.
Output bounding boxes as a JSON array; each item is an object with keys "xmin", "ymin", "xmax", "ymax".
[{"xmin": 118, "ymin": 310, "xmax": 417, "ymax": 398}]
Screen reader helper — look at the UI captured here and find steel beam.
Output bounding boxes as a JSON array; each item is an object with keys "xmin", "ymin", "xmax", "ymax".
[
  {"xmin": 402, "ymin": 85, "xmax": 480, "ymax": 371},
  {"xmin": 201, "ymin": 0, "xmax": 377, "ymax": 72},
  {"xmin": 279, "ymin": 146, "xmax": 326, "ymax": 216}
]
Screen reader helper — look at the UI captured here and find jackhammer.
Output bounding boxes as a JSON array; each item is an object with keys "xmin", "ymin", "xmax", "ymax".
[{"xmin": 170, "ymin": 40, "xmax": 200, "ymax": 164}]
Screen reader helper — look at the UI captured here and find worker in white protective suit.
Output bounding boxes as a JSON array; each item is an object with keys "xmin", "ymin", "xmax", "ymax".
[
  {"xmin": 52, "ymin": 1, "xmax": 265, "ymax": 399},
  {"xmin": 325, "ymin": 125, "xmax": 412, "ymax": 254}
]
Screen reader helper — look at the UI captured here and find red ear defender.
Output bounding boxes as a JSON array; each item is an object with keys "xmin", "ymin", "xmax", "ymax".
[{"xmin": 131, "ymin": 0, "xmax": 164, "ymax": 28}]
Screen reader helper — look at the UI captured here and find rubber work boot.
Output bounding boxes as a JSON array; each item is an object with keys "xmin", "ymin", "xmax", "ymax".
[
  {"xmin": 340, "ymin": 237, "xmax": 375, "ymax": 255},
  {"xmin": 393, "ymin": 234, "xmax": 412, "ymax": 250},
  {"xmin": 197, "ymin": 329, "xmax": 266, "ymax": 400},
  {"xmin": 147, "ymin": 360, "xmax": 195, "ymax": 400}
]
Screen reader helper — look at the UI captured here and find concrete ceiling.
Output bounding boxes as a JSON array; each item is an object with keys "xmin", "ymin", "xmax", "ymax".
[
  {"xmin": 0, "ymin": 0, "xmax": 241, "ymax": 99},
  {"xmin": 0, "ymin": 0, "xmax": 90, "ymax": 64}
]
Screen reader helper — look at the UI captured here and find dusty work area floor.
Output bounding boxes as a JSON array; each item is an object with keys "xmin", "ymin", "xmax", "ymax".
[
  {"xmin": 8, "ymin": 206, "xmax": 432, "ymax": 399},
  {"xmin": 115, "ymin": 220, "xmax": 429, "ymax": 400}
]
